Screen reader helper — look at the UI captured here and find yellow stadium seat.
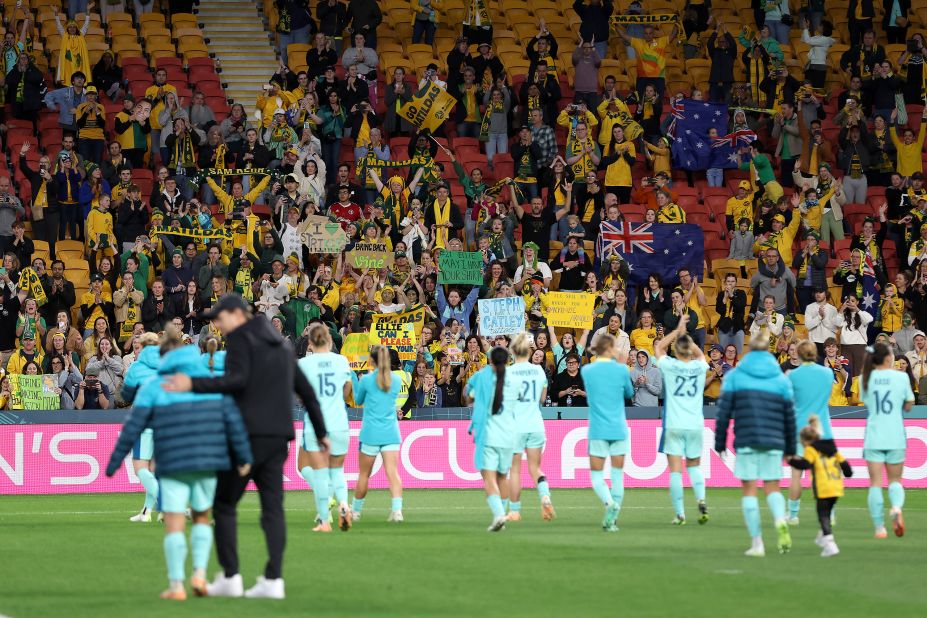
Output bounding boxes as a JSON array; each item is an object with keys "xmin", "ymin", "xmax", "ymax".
[
  {"xmin": 148, "ymin": 48, "xmax": 178, "ymax": 67},
  {"xmin": 109, "ymin": 22, "xmax": 137, "ymax": 38},
  {"xmin": 140, "ymin": 23, "xmax": 170, "ymax": 39},
  {"xmin": 178, "ymin": 39, "xmax": 208, "ymax": 56},
  {"xmin": 171, "ymin": 13, "xmax": 198, "ymax": 28},
  {"xmin": 139, "ymin": 13, "xmax": 166, "ymax": 28},
  {"xmin": 63, "ymin": 257, "xmax": 90, "ymax": 272},
  {"xmin": 105, "ymin": 12, "xmax": 133, "ymax": 27}
]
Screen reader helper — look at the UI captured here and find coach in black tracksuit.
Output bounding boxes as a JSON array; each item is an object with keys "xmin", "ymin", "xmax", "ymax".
[{"xmin": 166, "ymin": 294, "xmax": 327, "ymax": 595}]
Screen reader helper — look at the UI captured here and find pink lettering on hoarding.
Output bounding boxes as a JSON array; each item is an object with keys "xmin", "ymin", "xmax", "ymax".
[{"xmin": 2, "ymin": 421, "xmax": 927, "ymax": 495}]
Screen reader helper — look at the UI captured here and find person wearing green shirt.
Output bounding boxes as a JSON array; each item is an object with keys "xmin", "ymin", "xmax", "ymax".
[
  {"xmin": 120, "ymin": 243, "xmax": 152, "ymax": 299},
  {"xmin": 447, "ymin": 150, "xmax": 488, "ymax": 251},
  {"xmin": 738, "ymin": 140, "xmax": 783, "ymax": 203}
]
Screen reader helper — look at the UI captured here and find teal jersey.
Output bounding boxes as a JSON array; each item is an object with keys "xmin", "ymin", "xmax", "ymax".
[
  {"xmin": 355, "ymin": 370, "xmax": 403, "ymax": 446},
  {"xmin": 581, "ymin": 359, "xmax": 634, "ymax": 441},
  {"xmin": 298, "ymin": 352, "xmax": 356, "ymax": 434},
  {"xmin": 466, "ymin": 366, "xmax": 516, "ymax": 449},
  {"xmin": 861, "ymin": 369, "xmax": 914, "ymax": 451},
  {"xmin": 788, "ymin": 362, "xmax": 834, "ymax": 439},
  {"xmin": 503, "ymin": 361, "xmax": 547, "ymax": 434},
  {"xmin": 656, "ymin": 356, "xmax": 709, "ymax": 430}
]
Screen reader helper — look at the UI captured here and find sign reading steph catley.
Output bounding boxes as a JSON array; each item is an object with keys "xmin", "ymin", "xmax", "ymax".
[
  {"xmin": 299, "ymin": 215, "xmax": 347, "ymax": 254},
  {"xmin": 4, "ymin": 420, "xmax": 926, "ymax": 493},
  {"xmin": 438, "ymin": 251, "xmax": 483, "ymax": 285},
  {"xmin": 348, "ymin": 242, "xmax": 394, "ymax": 269},
  {"xmin": 478, "ymin": 297, "xmax": 526, "ymax": 337},
  {"xmin": 544, "ymin": 292, "xmax": 595, "ymax": 330}
]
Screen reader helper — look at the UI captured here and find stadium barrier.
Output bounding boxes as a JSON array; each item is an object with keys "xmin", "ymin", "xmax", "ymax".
[{"xmin": 2, "ymin": 408, "xmax": 926, "ymax": 494}]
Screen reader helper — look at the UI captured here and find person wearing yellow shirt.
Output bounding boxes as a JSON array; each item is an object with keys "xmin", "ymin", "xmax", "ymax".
[
  {"xmin": 86, "ymin": 194, "xmax": 115, "ymax": 268},
  {"xmin": 596, "ymin": 94, "xmax": 642, "ymax": 148},
  {"xmin": 144, "ymin": 68, "xmax": 178, "ymax": 157},
  {"xmin": 616, "ymin": 22, "xmax": 678, "ymax": 102},
  {"xmin": 678, "ymin": 267, "xmax": 708, "ymax": 348},
  {"xmin": 643, "ymin": 136, "xmax": 671, "ymax": 178},
  {"xmin": 726, "ymin": 180, "xmax": 755, "ymax": 231},
  {"xmin": 655, "ymin": 190, "xmax": 686, "ymax": 223},
  {"xmin": 206, "ymin": 174, "xmax": 271, "ymax": 218},
  {"xmin": 79, "ymin": 274, "xmax": 115, "ymax": 332},
  {"xmin": 600, "ymin": 125, "xmax": 635, "ymax": 204},
  {"xmin": 256, "ymin": 79, "xmax": 298, "ymax": 129},
  {"xmin": 629, "ymin": 310, "xmax": 659, "ymax": 355},
  {"xmin": 753, "ymin": 196, "xmax": 802, "ymax": 265},
  {"xmin": 556, "ymin": 103, "xmax": 598, "ymax": 137},
  {"xmin": 6, "ymin": 332, "xmax": 44, "ymax": 375},
  {"xmin": 564, "ymin": 121, "xmax": 600, "ymax": 187},
  {"xmin": 879, "ymin": 283, "xmax": 905, "ymax": 333},
  {"xmin": 822, "ymin": 337, "xmax": 851, "ymax": 406},
  {"xmin": 889, "ymin": 106, "xmax": 927, "ymax": 178},
  {"xmin": 75, "ymin": 85, "xmax": 106, "ymax": 164}
]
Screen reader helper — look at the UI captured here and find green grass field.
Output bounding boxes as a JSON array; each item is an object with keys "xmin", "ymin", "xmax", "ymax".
[{"xmin": 0, "ymin": 488, "xmax": 923, "ymax": 617}]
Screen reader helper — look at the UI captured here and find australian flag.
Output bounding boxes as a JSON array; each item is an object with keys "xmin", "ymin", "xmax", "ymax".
[
  {"xmin": 670, "ymin": 99, "xmax": 754, "ymax": 171},
  {"xmin": 597, "ymin": 221, "xmax": 705, "ymax": 287}
]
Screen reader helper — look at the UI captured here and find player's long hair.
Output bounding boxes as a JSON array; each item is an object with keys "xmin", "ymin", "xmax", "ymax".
[
  {"xmin": 799, "ymin": 414, "xmax": 822, "ymax": 444},
  {"xmin": 308, "ymin": 323, "xmax": 332, "ymax": 351},
  {"xmin": 861, "ymin": 342, "xmax": 892, "ymax": 393},
  {"xmin": 204, "ymin": 337, "xmax": 220, "ymax": 372},
  {"xmin": 510, "ymin": 332, "xmax": 531, "ymax": 360},
  {"xmin": 373, "ymin": 345, "xmax": 393, "ymax": 392},
  {"xmin": 490, "ymin": 346, "xmax": 509, "ymax": 415}
]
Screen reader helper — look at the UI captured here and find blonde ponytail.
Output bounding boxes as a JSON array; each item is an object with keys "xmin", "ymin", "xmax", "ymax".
[{"xmin": 374, "ymin": 345, "xmax": 393, "ymax": 392}]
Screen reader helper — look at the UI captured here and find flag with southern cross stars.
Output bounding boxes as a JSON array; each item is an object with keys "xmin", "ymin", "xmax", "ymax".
[
  {"xmin": 597, "ymin": 221, "xmax": 704, "ymax": 287},
  {"xmin": 670, "ymin": 99, "xmax": 749, "ymax": 171}
]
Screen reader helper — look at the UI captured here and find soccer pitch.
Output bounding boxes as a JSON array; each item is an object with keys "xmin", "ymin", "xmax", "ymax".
[{"xmin": 0, "ymin": 489, "xmax": 923, "ymax": 617}]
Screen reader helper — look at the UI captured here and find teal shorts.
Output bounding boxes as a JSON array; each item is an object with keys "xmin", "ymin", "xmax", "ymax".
[
  {"xmin": 588, "ymin": 439, "xmax": 629, "ymax": 459},
  {"xmin": 863, "ymin": 448, "xmax": 906, "ymax": 465},
  {"xmin": 660, "ymin": 428, "xmax": 702, "ymax": 459},
  {"xmin": 734, "ymin": 448, "xmax": 784, "ymax": 482},
  {"xmin": 159, "ymin": 471, "xmax": 217, "ymax": 514},
  {"xmin": 305, "ymin": 429, "xmax": 350, "ymax": 457},
  {"xmin": 132, "ymin": 429, "xmax": 154, "ymax": 461},
  {"xmin": 359, "ymin": 443, "xmax": 400, "ymax": 457},
  {"xmin": 475, "ymin": 445, "xmax": 513, "ymax": 474},
  {"xmin": 514, "ymin": 431, "xmax": 546, "ymax": 452}
]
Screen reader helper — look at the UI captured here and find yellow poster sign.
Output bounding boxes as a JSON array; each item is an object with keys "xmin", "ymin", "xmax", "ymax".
[
  {"xmin": 342, "ymin": 332, "xmax": 370, "ymax": 371},
  {"xmin": 544, "ymin": 292, "xmax": 595, "ymax": 330},
  {"xmin": 368, "ymin": 307, "xmax": 426, "ymax": 362},
  {"xmin": 399, "ymin": 82, "xmax": 457, "ymax": 132}
]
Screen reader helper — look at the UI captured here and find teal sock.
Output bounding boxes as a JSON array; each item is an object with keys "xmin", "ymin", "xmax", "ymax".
[
  {"xmin": 788, "ymin": 498, "xmax": 800, "ymax": 519},
  {"xmin": 669, "ymin": 471, "xmax": 685, "ymax": 517},
  {"xmin": 741, "ymin": 496, "xmax": 761, "ymax": 538},
  {"xmin": 137, "ymin": 468, "xmax": 159, "ymax": 511},
  {"xmin": 163, "ymin": 531, "xmax": 187, "ymax": 582},
  {"xmin": 352, "ymin": 497, "xmax": 365, "ymax": 514},
  {"xmin": 299, "ymin": 466, "xmax": 315, "ymax": 489},
  {"xmin": 502, "ymin": 498, "xmax": 509, "ymax": 511},
  {"xmin": 330, "ymin": 468, "xmax": 348, "ymax": 505},
  {"xmin": 537, "ymin": 477, "xmax": 551, "ymax": 500},
  {"xmin": 590, "ymin": 469, "xmax": 612, "ymax": 505},
  {"xmin": 487, "ymin": 494, "xmax": 505, "ymax": 518},
  {"xmin": 610, "ymin": 467, "xmax": 624, "ymax": 507},
  {"xmin": 766, "ymin": 491, "xmax": 786, "ymax": 522},
  {"xmin": 509, "ymin": 501, "xmax": 522, "ymax": 513},
  {"xmin": 312, "ymin": 469, "xmax": 331, "ymax": 521},
  {"xmin": 888, "ymin": 482, "xmax": 905, "ymax": 510},
  {"xmin": 189, "ymin": 523, "xmax": 212, "ymax": 571},
  {"xmin": 687, "ymin": 466, "xmax": 705, "ymax": 502},
  {"xmin": 391, "ymin": 496, "xmax": 403, "ymax": 512},
  {"xmin": 868, "ymin": 487, "xmax": 885, "ymax": 527}
]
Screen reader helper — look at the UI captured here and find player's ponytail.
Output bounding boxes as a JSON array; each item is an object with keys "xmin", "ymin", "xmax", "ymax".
[
  {"xmin": 374, "ymin": 345, "xmax": 393, "ymax": 392},
  {"xmin": 510, "ymin": 332, "xmax": 531, "ymax": 360},
  {"xmin": 205, "ymin": 336, "xmax": 219, "ymax": 372},
  {"xmin": 861, "ymin": 342, "xmax": 891, "ymax": 393},
  {"xmin": 490, "ymin": 346, "xmax": 509, "ymax": 415},
  {"xmin": 799, "ymin": 414, "xmax": 822, "ymax": 444}
]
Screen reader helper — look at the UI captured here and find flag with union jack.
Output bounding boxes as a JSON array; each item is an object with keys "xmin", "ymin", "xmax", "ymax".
[
  {"xmin": 597, "ymin": 221, "xmax": 705, "ymax": 286},
  {"xmin": 670, "ymin": 99, "xmax": 746, "ymax": 171}
]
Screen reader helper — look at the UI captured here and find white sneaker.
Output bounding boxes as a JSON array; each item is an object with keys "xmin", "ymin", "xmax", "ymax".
[
  {"xmin": 820, "ymin": 538, "xmax": 840, "ymax": 557},
  {"xmin": 744, "ymin": 540, "xmax": 766, "ymax": 557},
  {"xmin": 487, "ymin": 515, "xmax": 506, "ymax": 532},
  {"xmin": 387, "ymin": 510, "xmax": 404, "ymax": 522},
  {"xmin": 787, "ymin": 516, "xmax": 800, "ymax": 526},
  {"xmin": 814, "ymin": 531, "xmax": 826, "ymax": 547},
  {"xmin": 352, "ymin": 511, "xmax": 362, "ymax": 522},
  {"xmin": 244, "ymin": 576, "xmax": 285, "ymax": 600},
  {"xmin": 129, "ymin": 508, "xmax": 151, "ymax": 523},
  {"xmin": 206, "ymin": 572, "xmax": 243, "ymax": 598}
]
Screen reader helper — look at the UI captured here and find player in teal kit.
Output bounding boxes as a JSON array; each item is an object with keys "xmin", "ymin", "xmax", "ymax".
[
  {"xmin": 859, "ymin": 343, "xmax": 915, "ymax": 538},
  {"xmin": 352, "ymin": 345, "xmax": 405, "ymax": 523},
  {"xmin": 297, "ymin": 324, "xmax": 358, "ymax": 532},
  {"xmin": 653, "ymin": 314, "xmax": 710, "ymax": 525},
  {"xmin": 466, "ymin": 346, "xmax": 517, "ymax": 531},
  {"xmin": 580, "ymin": 333, "xmax": 634, "ymax": 531},
  {"xmin": 505, "ymin": 333, "xmax": 556, "ymax": 521},
  {"xmin": 786, "ymin": 340, "xmax": 836, "ymax": 525}
]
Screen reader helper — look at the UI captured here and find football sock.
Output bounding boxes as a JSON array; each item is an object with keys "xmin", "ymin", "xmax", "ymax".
[
  {"xmin": 669, "ymin": 471, "xmax": 685, "ymax": 517},
  {"xmin": 164, "ymin": 531, "xmax": 187, "ymax": 583},
  {"xmin": 330, "ymin": 468, "xmax": 348, "ymax": 505},
  {"xmin": 190, "ymin": 523, "xmax": 212, "ymax": 572},
  {"xmin": 888, "ymin": 482, "xmax": 905, "ymax": 510},
  {"xmin": 502, "ymin": 498, "xmax": 510, "ymax": 511},
  {"xmin": 487, "ymin": 494, "xmax": 505, "ymax": 519},
  {"xmin": 391, "ymin": 497, "xmax": 403, "ymax": 512},
  {"xmin": 312, "ymin": 469, "xmax": 331, "ymax": 520},
  {"xmin": 788, "ymin": 499, "xmax": 800, "ymax": 519},
  {"xmin": 352, "ymin": 497, "xmax": 365, "ymax": 514},
  {"xmin": 138, "ymin": 468, "xmax": 159, "ymax": 511},
  {"xmin": 590, "ymin": 469, "xmax": 612, "ymax": 505},
  {"xmin": 537, "ymin": 476, "xmax": 551, "ymax": 500},
  {"xmin": 509, "ymin": 501, "xmax": 522, "ymax": 513},
  {"xmin": 299, "ymin": 466, "xmax": 315, "ymax": 489},
  {"xmin": 609, "ymin": 467, "xmax": 625, "ymax": 508},
  {"xmin": 741, "ymin": 496, "xmax": 761, "ymax": 538},
  {"xmin": 687, "ymin": 466, "xmax": 706, "ymax": 502},
  {"xmin": 868, "ymin": 487, "xmax": 884, "ymax": 527},
  {"xmin": 766, "ymin": 491, "xmax": 786, "ymax": 523}
]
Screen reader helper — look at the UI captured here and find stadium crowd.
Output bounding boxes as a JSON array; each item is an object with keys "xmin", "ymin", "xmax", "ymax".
[{"xmin": 2, "ymin": 0, "xmax": 927, "ymax": 412}]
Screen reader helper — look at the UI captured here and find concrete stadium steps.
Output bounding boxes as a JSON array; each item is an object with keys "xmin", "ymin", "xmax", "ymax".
[{"xmin": 197, "ymin": 0, "xmax": 279, "ymax": 114}]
